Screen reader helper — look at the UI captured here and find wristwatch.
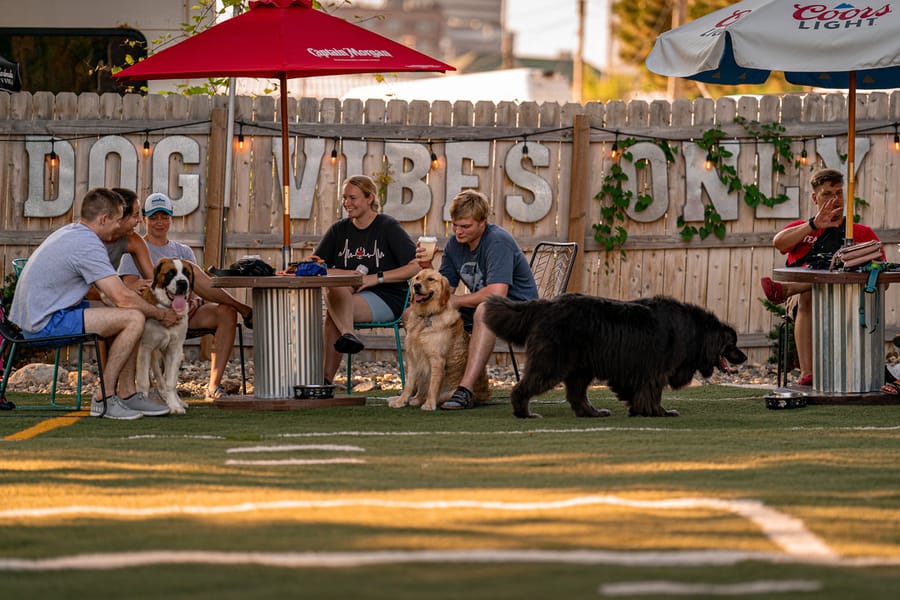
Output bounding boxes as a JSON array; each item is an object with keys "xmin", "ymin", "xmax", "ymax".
[
  {"xmin": 377, "ymin": 272, "xmax": 385, "ymax": 284},
  {"xmin": 807, "ymin": 216, "xmax": 817, "ymax": 230}
]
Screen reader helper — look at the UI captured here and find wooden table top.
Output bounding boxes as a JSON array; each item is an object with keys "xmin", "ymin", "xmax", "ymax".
[
  {"xmin": 211, "ymin": 274, "xmax": 363, "ymax": 289},
  {"xmin": 773, "ymin": 267, "xmax": 900, "ymax": 285}
]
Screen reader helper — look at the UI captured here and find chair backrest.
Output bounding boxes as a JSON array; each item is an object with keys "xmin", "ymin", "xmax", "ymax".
[
  {"xmin": 11, "ymin": 258, "xmax": 27, "ymax": 277},
  {"xmin": 529, "ymin": 242, "xmax": 578, "ymax": 300}
]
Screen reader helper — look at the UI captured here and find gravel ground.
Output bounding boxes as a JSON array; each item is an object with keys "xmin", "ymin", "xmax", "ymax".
[{"xmin": 8, "ymin": 357, "xmax": 781, "ymax": 398}]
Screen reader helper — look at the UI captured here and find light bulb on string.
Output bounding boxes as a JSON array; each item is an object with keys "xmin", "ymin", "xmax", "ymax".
[
  {"xmin": 429, "ymin": 142, "xmax": 439, "ymax": 169},
  {"xmin": 610, "ymin": 133, "xmax": 620, "ymax": 160},
  {"xmin": 522, "ymin": 136, "xmax": 529, "ymax": 156},
  {"xmin": 143, "ymin": 130, "xmax": 151, "ymax": 156},
  {"xmin": 330, "ymin": 138, "xmax": 338, "ymax": 164},
  {"xmin": 237, "ymin": 121, "xmax": 244, "ymax": 150},
  {"xmin": 894, "ymin": 125, "xmax": 899, "ymax": 151},
  {"xmin": 800, "ymin": 140, "xmax": 808, "ymax": 165},
  {"xmin": 48, "ymin": 138, "xmax": 58, "ymax": 168},
  {"xmin": 704, "ymin": 150, "xmax": 713, "ymax": 171}
]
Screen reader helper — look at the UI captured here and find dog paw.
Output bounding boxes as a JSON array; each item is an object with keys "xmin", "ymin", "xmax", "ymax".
[
  {"xmin": 581, "ymin": 408, "xmax": 612, "ymax": 418},
  {"xmin": 387, "ymin": 396, "xmax": 408, "ymax": 408},
  {"xmin": 572, "ymin": 404, "xmax": 611, "ymax": 418},
  {"xmin": 514, "ymin": 412, "xmax": 543, "ymax": 419},
  {"xmin": 168, "ymin": 405, "xmax": 187, "ymax": 415},
  {"xmin": 420, "ymin": 403, "xmax": 437, "ymax": 411}
]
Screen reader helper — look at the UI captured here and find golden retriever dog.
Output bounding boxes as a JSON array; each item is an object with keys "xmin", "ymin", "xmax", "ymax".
[{"xmin": 389, "ymin": 269, "xmax": 489, "ymax": 411}]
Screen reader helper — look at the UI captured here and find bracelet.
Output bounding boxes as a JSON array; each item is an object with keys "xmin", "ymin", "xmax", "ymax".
[
  {"xmin": 377, "ymin": 272, "xmax": 385, "ymax": 284},
  {"xmin": 807, "ymin": 216, "xmax": 817, "ymax": 230}
]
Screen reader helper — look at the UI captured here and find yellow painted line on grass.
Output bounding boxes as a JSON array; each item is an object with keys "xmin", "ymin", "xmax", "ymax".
[{"xmin": 4, "ymin": 410, "xmax": 89, "ymax": 441}]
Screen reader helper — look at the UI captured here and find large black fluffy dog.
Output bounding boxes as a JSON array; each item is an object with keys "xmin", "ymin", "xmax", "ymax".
[{"xmin": 483, "ymin": 294, "xmax": 747, "ymax": 418}]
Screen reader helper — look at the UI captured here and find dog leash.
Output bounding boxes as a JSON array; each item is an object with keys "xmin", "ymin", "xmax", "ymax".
[{"xmin": 858, "ymin": 261, "xmax": 891, "ymax": 332}]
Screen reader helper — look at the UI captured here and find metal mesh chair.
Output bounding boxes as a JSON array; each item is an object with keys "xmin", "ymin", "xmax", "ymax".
[
  {"xmin": 0, "ymin": 315, "xmax": 107, "ymax": 410},
  {"xmin": 509, "ymin": 242, "xmax": 578, "ymax": 381},
  {"xmin": 346, "ymin": 287, "xmax": 410, "ymax": 393}
]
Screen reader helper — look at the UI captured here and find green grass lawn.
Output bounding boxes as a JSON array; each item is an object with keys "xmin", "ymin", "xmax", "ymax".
[{"xmin": 1, "ymin": 385, "xmax": 899, "ymax": 599}]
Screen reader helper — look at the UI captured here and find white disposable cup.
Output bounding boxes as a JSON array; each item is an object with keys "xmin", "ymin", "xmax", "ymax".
[{"xmin": 418, "ymin": 236, "xmax": 437, "ymax": 261}]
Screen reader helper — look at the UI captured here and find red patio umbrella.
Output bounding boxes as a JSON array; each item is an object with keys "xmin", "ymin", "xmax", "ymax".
[{"xmin": 114, "ymin": 0, "xmax": 454, "ymax": 266}]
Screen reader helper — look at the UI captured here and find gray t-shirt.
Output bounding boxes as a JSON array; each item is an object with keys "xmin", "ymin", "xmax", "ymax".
[
  {"xmin": 439, "ymin": 223, "xmax": 538, "ymax": 302},
  {"xmin": 10, "ymin": 223, "xmax": 116, "ymax": 333},
  {"xmin": 119, "ymin": 239, "xmax": 197, "ymax": 276},
  {"xmin": 106, "ymin": 235, "xmax": 129, "ymax": 270}
]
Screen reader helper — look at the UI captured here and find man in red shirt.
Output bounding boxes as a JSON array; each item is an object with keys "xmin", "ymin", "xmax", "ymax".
[{"xmin": 761, "ymin": 168, "xmax": 883, "ymax": 386}]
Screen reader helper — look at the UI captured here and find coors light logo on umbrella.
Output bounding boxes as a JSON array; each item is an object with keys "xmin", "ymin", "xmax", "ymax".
[
  {"xmin": 646, "ymin": 0, "xmax": 900, "ymax": 244},
  {"xmin": 114, "ymin": 0, "xmax": 454, "ymax": 267}
]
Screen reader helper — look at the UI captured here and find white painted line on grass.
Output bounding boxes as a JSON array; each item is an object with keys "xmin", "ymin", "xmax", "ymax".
[
  {"xmin": 0, "ymin": 548, "xmax": 897, "ymax": 572},
  {"xmin": 120, "ymin": 425, "xmax": 900, "ymax": 442},
  {"xmin": 226, "ymin": 444, "xmax": 365, "ymax": 453},
  {"xmin": 224, "ymin": 458, "xmax": 366, "ymax": 466},
  {"xmin": 598, "ymin": 579, "xmax": 822, "ymax": 596},
  {"xmin": 0, "ymin": 495, "xmax": 835, "ymax": 558}
]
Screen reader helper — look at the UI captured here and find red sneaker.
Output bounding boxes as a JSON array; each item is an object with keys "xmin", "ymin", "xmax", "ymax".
[{"xmin": 761, "ymin": 277, "xmax": 787, "ymax": 305}]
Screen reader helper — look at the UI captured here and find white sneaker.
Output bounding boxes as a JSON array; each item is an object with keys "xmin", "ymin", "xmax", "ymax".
[
  {"xmin": 120, "ymin": 392, "xmax": 170, "ymax": 416},
  {"xmin": 90, "ymin": 395, "xmax": 143, "ymax": 420}
]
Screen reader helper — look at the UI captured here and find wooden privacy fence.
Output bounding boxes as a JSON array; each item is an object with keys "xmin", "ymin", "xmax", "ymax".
[{"xmin": 2, "ymin": 90, "xmax": 900, "ymax": 365}]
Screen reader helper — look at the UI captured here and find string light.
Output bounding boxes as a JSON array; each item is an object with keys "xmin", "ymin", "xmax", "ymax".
[
  {"xmin": 48, "ymin": 138, "xmax": 58, "ymax": 168},
  {"xmin": 237, "ymin": 121, "xmax": 244, "ymax": 150},
  {"xmin": 330, "ymin": 138, "xmax": 338, "ymax": 164},
  {"xmin": 143, "ymin": 130, "xmax": 150, "ymax": 156},
  {"xmin": 704, "ymin": 149, "xmax": 714, "ymax": 171},
  {"xmin": 799, "ymin": 140, "xmax": 808, "ymax": 165},
  {"xmin": 522, "ymin": 136, "xmax": 529, "ymax": 156},
  {"xmin": 429, "ymin": 141, "xmax": 439, "ymax": 169},
  {"xmin": 610, "ymin": 133, "xmax": 620, "ymax": 160},
  {"xmin": 894, "ymin": 125, "xmax": 899, "ymax": 152}
]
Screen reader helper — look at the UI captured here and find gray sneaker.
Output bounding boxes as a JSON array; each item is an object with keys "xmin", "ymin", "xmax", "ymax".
[
  {"xmin": 120, "ymin": 392, "xmax": 170, "ymax": 416},
  {"xmin": 90, "ymin": 395, "xmax": 144, "ymax": 420}
]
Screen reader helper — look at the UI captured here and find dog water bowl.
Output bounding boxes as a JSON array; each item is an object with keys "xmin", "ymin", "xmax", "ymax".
[
  {"xmin": 764, "ymin": 388, "xmax": 807, "ymax": 410},
  {"xmin": 294, "ymin": 384, "xmax": 335, "ymax": 399}
]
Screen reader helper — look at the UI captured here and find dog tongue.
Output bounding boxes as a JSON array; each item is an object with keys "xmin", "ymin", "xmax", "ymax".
[{"xmin": 171, "ymin": 295, "xmax": 187, "ymax": 312}]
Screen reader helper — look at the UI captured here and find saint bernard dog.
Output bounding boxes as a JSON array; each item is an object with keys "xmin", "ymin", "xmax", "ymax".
[{"xmin": 136, "ymin": 258, "xmax": 194, "ymax": 414}]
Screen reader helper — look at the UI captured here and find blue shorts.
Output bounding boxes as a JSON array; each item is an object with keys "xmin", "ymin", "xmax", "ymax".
[
  {"xmin": 24, "ymin": 301, "xmax": 88, "ymax": 339},
  {"xmin": 358, "ymin": 291, "xmax": 394, "ymax": 322}
]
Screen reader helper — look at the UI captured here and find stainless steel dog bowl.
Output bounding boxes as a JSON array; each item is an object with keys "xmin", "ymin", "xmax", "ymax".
[
  {"xmin": 764, "ymin": 387, "xmax": 808, "ymax": 410},
  {"xmin": 294, "ymin": 384, "xmax": 335, "ymax": 399}
]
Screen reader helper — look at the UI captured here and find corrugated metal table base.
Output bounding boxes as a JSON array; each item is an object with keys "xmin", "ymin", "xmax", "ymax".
[
  {"xmin": 211, "ymin": 274, "xmax": 362, "ymax": 401},
  {"xmin": 774, "ymin": 267, "xmax": 900, "ymax": 404},
  {"xmin": 812, "ymin": 281, "xmax": 884, "ymax": 394}
]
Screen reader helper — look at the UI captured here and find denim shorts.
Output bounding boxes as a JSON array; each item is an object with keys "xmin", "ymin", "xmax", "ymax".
[
  {"xmin": 24, "ymin": 300, "xmax": 88, "ymax": 339},
  {"xmin": 358, "ymin": 291, "xmax": 394, "ymax": 322}
]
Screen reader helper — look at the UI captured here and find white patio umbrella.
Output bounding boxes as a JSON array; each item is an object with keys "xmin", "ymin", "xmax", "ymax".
[{"xmin": 646, "ymin": 0, "xmax": 900, "ymax": 243}]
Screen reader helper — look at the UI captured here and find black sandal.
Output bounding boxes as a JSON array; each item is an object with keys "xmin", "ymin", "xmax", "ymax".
[
  {"xmin": 441, "ymin": 386, "xmax": 474, "ymax": 410},
  {"xmin": 243, "ymin": 310, "xmax": 253, "ymax": 330},
  {"xmin": 334, "ymin": 333, "xmax": 364, "ymax": 354}
]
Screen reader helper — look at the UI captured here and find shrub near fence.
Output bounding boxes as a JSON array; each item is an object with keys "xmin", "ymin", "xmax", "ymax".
[{"xmin": 2, "ymin": 90, "xmax": 900, "ymax": 366}]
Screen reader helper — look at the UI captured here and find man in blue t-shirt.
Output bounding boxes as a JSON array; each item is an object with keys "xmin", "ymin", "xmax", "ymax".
[{"xmin": 419, "ymin": 190, "xmax": 537, "ymax": 410}]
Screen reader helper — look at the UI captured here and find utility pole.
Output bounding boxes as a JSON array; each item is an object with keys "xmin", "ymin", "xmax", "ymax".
[
  {"xmin": 573, "ymin": 0, "xmax": 585, "ymax": 103},
  {"xmin": 667, "ymin": 0, "xmax": 687, "ymax": 99}
]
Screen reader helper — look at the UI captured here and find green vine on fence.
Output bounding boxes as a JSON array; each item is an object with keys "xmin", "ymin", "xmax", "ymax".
[
  {"xmin": 592, "ymin": 138, "xmax": 677, "ymax": 261},
  {"xmin": 594, "ymin": 119, "xmax": 802, "ymax": 259}
]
